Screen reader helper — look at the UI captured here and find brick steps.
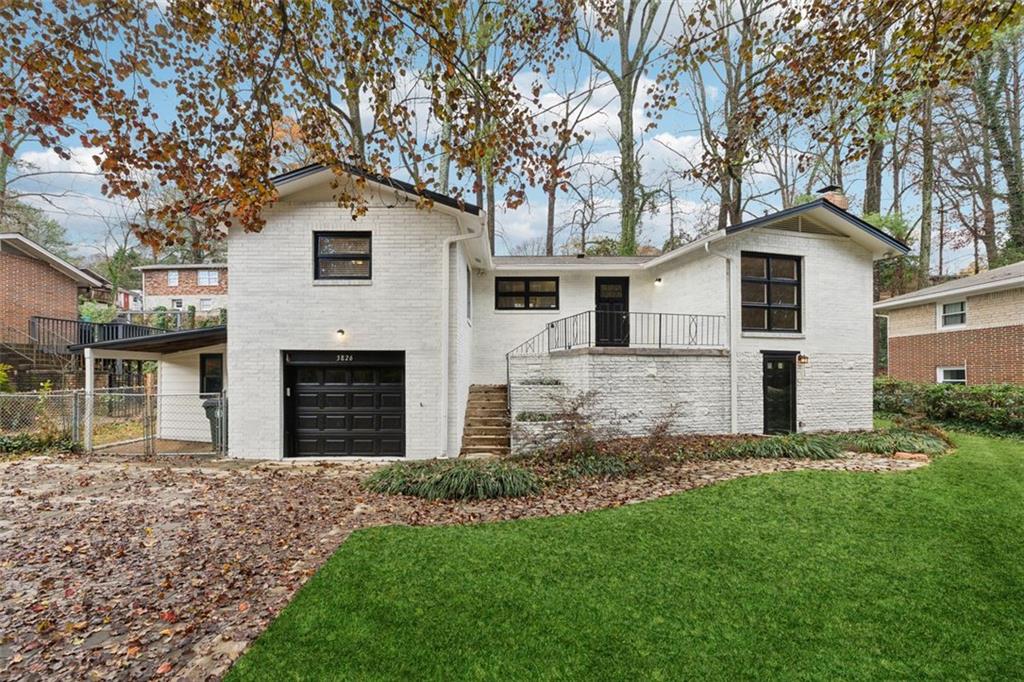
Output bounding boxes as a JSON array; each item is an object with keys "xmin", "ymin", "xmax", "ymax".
[{"xmin": 460, "ymin": 384, "xmax": 510, "ymax": 457}]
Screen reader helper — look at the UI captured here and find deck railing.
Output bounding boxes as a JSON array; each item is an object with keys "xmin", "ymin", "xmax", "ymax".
[
  {"xmin": 507, "ymin": 310, "xmax": 726, "ymax": 357},
  {"xmin": 29, "ymin": 316, "xmax": 166, "ymax": 354}
]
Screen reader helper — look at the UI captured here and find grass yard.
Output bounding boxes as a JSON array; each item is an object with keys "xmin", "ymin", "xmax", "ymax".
[{"xmin": 228, "ymin": 431, "xmax": 1024, "ymax": 680}]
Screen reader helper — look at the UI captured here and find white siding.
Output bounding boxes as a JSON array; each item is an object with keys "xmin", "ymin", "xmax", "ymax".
[
  {"xmin": 226, "ymin": 200, "xmax": 471, "ymax": 459},
  {"xmin": 156, "ymin": 343, "xmax": 226, "ymax": 442}
]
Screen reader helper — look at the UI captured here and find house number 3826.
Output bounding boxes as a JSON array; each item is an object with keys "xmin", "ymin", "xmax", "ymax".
[{"xmin": 336, "ymin": 354, "xmax": 353, "ymax": 362}]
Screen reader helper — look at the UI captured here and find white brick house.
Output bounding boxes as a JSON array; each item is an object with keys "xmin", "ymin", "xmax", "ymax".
[{"xmin": 76, "ymin": 165, "xmax": 908, "ymax": 459}]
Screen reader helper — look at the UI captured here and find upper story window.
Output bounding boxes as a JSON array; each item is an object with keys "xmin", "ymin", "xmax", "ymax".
[
  {"xmin": 741, "ymin": 252, "xmax": 801, "ymax": 332},
  {"xmin": 315, "ymin": 231, "xmax": 371, "ymax": 280},
  {"xmin": 167, "ymin": 270, "xmax": 179, "ymax": 287},
  {"xmin": 495, "ymin": 277, "xmax": 559, "ymax": 310},
  {"xmin": 197, "ymin": 269, "xmax": 220, "ymax": 286},
  {"xmin": 937, "ymin": 366, "xmax": 966, "ymax": 384},
  {"xmin": 939, "ymin": 301, "xmax": 966, "ymax": 327}
]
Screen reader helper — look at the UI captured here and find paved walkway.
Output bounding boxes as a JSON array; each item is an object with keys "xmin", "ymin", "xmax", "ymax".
[{"xmin": 0, "ymin": 452, "xmax": 926, "ymax": 680}]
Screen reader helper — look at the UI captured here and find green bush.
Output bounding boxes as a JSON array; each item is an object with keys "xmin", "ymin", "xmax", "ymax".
[
  {"xmin": 711, "ymin": 433, "xmax": 843, "ymax": 460},
  {"xmin": 875, "ymin": 378, "xmax": 1024, "ymax": 434},
  {"xmin": 516, "ymin": 411, "xmax": 554, "ymax": 422},
  {"xmin": 830, "ymin": 428, "xmax": 949, "ymax": 456},
  {"xmin": 0, "ymin": 363, "xmax": 13, "ymax": 393},
  {"xmin": 563, "ymin": 454, "xmax": 634, "ymax": 479},
  {"xmin": 0, "ymin": 433, "xmax": 75, "ymax": 454},
  {"xmin": 365, "ymin": 459, "xmax": 541, "ymax": 500}
]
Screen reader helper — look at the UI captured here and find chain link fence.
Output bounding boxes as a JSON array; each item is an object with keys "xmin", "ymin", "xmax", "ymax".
[{"xmin": 0, "ymin": 387, "xmax": 227, "ymax": 456}]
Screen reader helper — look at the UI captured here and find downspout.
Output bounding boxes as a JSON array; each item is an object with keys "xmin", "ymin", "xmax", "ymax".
[
  {"xmin": 439, "ymin": 221, "xmax": 485, "ymax": 457},
  {"xmin": 705, "ymin": 241, "xmax": 738, "ymax": 433}
]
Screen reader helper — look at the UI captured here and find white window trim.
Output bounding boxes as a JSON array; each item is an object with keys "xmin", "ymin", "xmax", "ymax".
[
  {"xmin": 167, "ymin": 270, "xmax": 179, "ymax": 287},
  {"xmin": 199, "ymin": 298, "xmax": 213, "ymax": 311},
  {"xmin": 198, "ymin": 270, "xmax": 220, "ymax": 286},
  {"xmin": 170, "ymin": 298, "xmax": 184, "ymax": 310},
  {"xmin": 936, "ymin": 300, "xmax": 967, "ymax": 329},
  {"xmin": 936, "ymin": 366, "xmax": 967, "ymax": 384}
]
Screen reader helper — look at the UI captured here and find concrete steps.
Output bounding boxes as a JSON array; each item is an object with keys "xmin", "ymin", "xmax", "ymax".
[{"xmin": 460, "ymin": 384, "xmax": 510, "ymax": 457}]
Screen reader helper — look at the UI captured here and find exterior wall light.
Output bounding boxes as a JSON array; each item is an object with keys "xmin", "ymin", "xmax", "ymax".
[
  {"xmin": 336, "ymin": 329, "xmax": 347, "ymax": 340},
  {"xmin": 797, "ymin": 353, "xmax": 809, "ymax": 365},
  {"xmin": 654, "ymin": 277, "xmax": 664, "ymax": 286}
]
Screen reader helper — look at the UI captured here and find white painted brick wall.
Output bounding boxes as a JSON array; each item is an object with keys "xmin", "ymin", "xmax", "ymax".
[{"xmin": 226, "ymin": 201, "xmax": 461, "ymax": 459}]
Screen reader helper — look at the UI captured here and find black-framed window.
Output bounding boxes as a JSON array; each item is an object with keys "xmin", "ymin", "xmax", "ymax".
[
  {"xmin": 200, "ymin": 353, "xmax": 223, "ymax": 394},
  {"xmin": 314, "ymin": 231, "xmax": 371, "ymax": 280},
  {"xmin": 741, "ymin": 252, "xmax": 801, "ymax": 332},
  {"xmin": 495, "ymin": 277, "xmax": 559, "ymax": 310}
]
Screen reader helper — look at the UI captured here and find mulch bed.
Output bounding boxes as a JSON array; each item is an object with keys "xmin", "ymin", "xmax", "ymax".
[{"xmin": 0, "ymin": 448, "xmax": 927, "ymax": 680}]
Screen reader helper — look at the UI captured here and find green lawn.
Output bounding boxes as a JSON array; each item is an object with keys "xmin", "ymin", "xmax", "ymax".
[{"xmin": 228, "ymin": 432, "xmax": 1024, "ymax": 681}]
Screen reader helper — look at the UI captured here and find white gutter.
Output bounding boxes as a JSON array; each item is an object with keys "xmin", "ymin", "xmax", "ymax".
[
  {"xmin": 704, "ymin": 241, "xmax": 738, "ymax": 433},
  {"xmin": 439, "ymin": 221, "xmax": 485, "ymax": 457}
]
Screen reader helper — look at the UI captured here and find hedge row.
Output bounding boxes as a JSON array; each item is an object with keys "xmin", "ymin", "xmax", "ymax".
[{"xmin": 874, "ymin": 378, "xmax": 1024, "ymax": 434}]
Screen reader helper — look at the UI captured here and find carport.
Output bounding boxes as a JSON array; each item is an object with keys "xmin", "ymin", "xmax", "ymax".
[{"xmin": 71, "ymin": 326, "xmax": 227, "ymax": 452}]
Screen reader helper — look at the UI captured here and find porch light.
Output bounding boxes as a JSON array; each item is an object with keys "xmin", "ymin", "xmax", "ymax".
[
  {"xmin": 654, "ymin": 277, "xmax": 664, "ymax": 286},
  {"xmin": 336, "ymin": 329, "xmax": 347, "ymax": 340},
  {"xmin": 797, "ymin": 353, "xmax": 809, "ymax": 365}
]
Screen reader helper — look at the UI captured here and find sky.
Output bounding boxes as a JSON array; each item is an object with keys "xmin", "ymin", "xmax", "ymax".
[{"xmin": 7, "ymin": 1, "xmax": 977, "ymax": 273}]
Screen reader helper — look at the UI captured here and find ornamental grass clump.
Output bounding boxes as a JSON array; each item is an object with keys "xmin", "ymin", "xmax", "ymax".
[
  {"xmin": 711, "ymin": 433, "xmax": 843, "ymax": 460},
  {"xmin": 831, "ymin": 428, "xmax": 949, "ymax": 456},
  {"xmin": 364, "ymin": 460, "xmax": 541, "ymax": 500},
  {"xmin": 562, "ymin": 453, "xmax": 634, "ymax": 480}
]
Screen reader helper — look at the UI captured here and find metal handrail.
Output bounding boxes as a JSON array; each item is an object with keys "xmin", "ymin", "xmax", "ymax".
[
  {"xmin": 506, "ymin": 310, "xmax": 726, "ymax": 357},
  {"xmin": 29, "ymin": 316, "xmax": 166, "ymax": 354}
]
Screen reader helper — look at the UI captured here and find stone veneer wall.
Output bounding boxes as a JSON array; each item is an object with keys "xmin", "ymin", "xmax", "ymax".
[{"xmin": 508, "ymin": 348, "xmax": 731, "ymax": 453}]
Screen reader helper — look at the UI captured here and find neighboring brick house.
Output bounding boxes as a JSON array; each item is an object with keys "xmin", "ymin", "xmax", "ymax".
[
  {"xmin": 137, "ymin": 264, "xmax": 228, "ymax": 316},
  {"xmin": 75, "ymin": 167, "xmax": 909, "ymax": 459},
  {"xmin": 875, "ymin": 261, "xmax": 1024, "ymax": 385},
  {"xmin": 0, "ymin": 233, "xmax": 102, "ymax": 343}
]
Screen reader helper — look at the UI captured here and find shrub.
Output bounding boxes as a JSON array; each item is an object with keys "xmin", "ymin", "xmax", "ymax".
[
  {"xmin": 365, "ymin": 460, "xmax": 541, "ymax": 500},
  {"xmin": 0, "ymin": 363, "xmax": 13, "ymax": 393},
  {"xmin": 830, "ymin": 428, "xmax": 949, "ymax": 456},
  {"xmin": 516, "ymin": 411, "xmax": 554, "ymax": 422},
  {"xmin": 563, "ymin": 453, "xmax": 634, "ymax": 479},
  {"xmin": 875, "ymin": 378, "xmax": 1024, "ymax": 434},
  {"xmin": 711, "ymin": 433, "xmax": 843, "ymax": 460},
  {"xmin": 0, "ymin": 433, "xmax": 75, "ymax": 454}
]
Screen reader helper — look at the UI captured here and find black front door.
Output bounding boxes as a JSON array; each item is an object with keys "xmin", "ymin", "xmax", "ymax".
[
  {"xmin": 763, "ymin": 352, "xmax": 797, "ymax": 434},
  {"xmin": 595, "ymin": 277, "xmax": 629, "ymax": 346},
  {"xmin": 284, "ymin": 351, "xmax": 405, "ymax": 457}
]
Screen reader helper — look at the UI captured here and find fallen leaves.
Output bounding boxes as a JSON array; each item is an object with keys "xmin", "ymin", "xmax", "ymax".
[{"xmin": 0, "ymin": 451, "xmax": 923, "ymax": 681}]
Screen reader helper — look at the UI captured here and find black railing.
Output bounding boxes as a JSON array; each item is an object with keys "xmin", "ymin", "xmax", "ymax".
[
  {"xmin": 29, "ymin": 316, "xmax": 167, "ymax": 354},
  {"xmin": 508, "ymin": 310, "xmax": 726, "ymax": 357}
]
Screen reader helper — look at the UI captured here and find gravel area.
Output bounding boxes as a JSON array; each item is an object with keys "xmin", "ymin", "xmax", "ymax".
[{"xmin": 0, "ymin": 451, "xmax": 926, "ymax": 680}]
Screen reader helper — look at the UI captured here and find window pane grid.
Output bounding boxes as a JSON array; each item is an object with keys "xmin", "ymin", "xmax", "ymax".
[
  {"xmin": 315, "ymin": 231, "xmax": 371, "ymax": 280},
  {"xmin": 741, "ymin": 253, "xmax": 801, "ymax": 332},
  {"xmin": 495, "ymin": 277, "xmax": 559, "ymax": 310}
]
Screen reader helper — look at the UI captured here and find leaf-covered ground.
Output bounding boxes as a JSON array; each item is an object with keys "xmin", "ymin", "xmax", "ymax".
[{"xmin": 0, "ymin": 451, "xmax": 923, "ymax": 680}]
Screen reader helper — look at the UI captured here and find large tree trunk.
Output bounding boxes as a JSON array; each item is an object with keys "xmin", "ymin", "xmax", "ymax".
[
  {"xmin": 545, "ymin": 181, "xmax": 556, "ymax": 256},
  {"xmin": 918, "ymin": 89, "xmax": 934, "ymax": 285},
  {"xmin": 617, "ymin": 87, "xmax": 640, "ymax": 254},
  {"xmin": 863, "ymin": 37, "xmax": 888, "ymax": 215},
  {"xmin": 976, "ymin": 48, "xmax": 1024, "ymax": 249}
]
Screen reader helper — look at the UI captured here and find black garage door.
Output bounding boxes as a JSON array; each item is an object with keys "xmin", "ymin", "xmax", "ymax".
[{"xmin": 284, "ymin": 351, "xmax": 404, "ymax": 457}]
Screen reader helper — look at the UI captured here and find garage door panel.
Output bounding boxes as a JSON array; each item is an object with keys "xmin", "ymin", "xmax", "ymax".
[{"xmin": 286, "ymin": 351, "xmax": 405, "ymax": 457}]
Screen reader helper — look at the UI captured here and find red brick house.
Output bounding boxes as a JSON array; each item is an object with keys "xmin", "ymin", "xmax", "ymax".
[
  {"xmin": 0, "ymin": 233, "xmax": 103, "ymax": 343},
  {"xmin": 137, "ymin": 264, "xmax": 228, "ymax": 317},
  {"xmin": 875, "ymin": 260, "xmax": 1024, "ymax": 385}
]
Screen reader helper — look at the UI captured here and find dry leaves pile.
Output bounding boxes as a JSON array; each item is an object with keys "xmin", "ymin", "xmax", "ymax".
[{"xmin": 0, "ymin": 451, "xmax": 924, "ymax": 680}]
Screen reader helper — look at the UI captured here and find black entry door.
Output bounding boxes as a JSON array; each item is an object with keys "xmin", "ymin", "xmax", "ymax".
[
  {"xmin": 595, "ymin": 277, "xmax": 629, "ymax": 346},
  {"xmin": 763, "ymin": 352, "xmax": 796, "ymax": 434},
  {"xmin": 284, "ymin": 351, "xmax": 405, "ymax": 457}
]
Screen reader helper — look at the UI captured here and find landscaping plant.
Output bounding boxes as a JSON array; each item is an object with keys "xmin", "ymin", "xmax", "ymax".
[
  {"xmin": 875, "ymin": 378, "xmax": 1024, "ymax": 435},
  {"xmin": 365, "ymin": 460, "xmax": 541, "ymax": 500}
]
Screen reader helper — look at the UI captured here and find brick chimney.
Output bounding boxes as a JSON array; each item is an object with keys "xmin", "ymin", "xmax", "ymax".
[{"xmin": 817, "ymin": 184, "xmax": 849, "ymax": 211}]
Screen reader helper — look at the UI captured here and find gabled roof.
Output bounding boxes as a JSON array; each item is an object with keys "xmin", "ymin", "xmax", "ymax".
[
  {"xmin": 0, "ymin": 233, "xmax": 103, "ymax": 287},
  {"xmin": 875, "ymin": 260, "xmax": 1024, "ymax": 311},
  {"xmin": 272, "ymin": 163, "xmax": 482, "ymax": 216},
  {"xmin": 725, "ymin": 199, "xmax": 910, "ymax": 256}
]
